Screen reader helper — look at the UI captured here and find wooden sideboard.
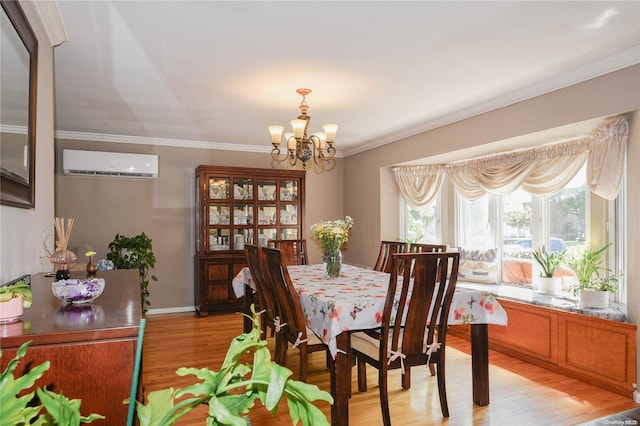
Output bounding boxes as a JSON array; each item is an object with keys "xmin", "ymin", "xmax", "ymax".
[
  {"xmin": 0, "ymin": 269, "xmax": 142, "ymax": 424},
  {"xmin": 448, "ymin": 297, "xmax": 637, "ymax": 397}
]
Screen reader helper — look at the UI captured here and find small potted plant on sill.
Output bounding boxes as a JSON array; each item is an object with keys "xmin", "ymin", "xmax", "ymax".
[
  {"xmin": 531, "ymin": 245, "xmax": 565, "ymax": 295},
  {"xmin": 127, "ymin": 304, "xmax": 333, "ymax": 426},
  {"xmin": 0, "ymin": 280, "xmax": 33, "ymax": 323},
  {"xmin": 563, "ymin": 243, "xmax": 618, "ymax": 309}
]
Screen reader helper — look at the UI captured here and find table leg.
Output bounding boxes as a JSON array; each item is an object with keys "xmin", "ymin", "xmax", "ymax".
[
  {"xmin": 243, "ymin": 284, "xmax": 254, "ymax": 333},
  {"xmin": 470, "ymin": 323, "xmax": 490, "ymax": 406},
  {"xmin": 330, "ymin": 332, "xmax": 351, "ymax": 426}
]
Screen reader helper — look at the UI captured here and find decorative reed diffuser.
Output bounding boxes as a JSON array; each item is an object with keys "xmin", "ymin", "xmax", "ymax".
[{"xmin": 49, "ymin": 217, "xmax": 77, "ymax": 280}]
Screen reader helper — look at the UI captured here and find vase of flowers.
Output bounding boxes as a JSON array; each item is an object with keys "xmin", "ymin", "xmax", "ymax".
[{"xmin": 310, "ymin": 216, "xmax": 354, "ymax": 278}]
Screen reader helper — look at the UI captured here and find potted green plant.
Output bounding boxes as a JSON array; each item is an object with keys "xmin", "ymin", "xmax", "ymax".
[
  {"xmin": 563, "ymin": 243, "xmax": 618, "ymax": 309},
  {"xmin": 0, "ymin": 279, "xmax": 33, "ymax": 322},
  {"xmin": 127, "ymin": 305, "xmax": 333, "ymax": 426},
  {"xmin": 107, "ymin": 232, "xmax": 157, "ymax": 314},
  {"xmin": 1, "ymin": 341, "xmax": 104, "ymax": 424},
  {"xmin": 531, "ymin": 245, "xmax": 565, "ymax": 295}
]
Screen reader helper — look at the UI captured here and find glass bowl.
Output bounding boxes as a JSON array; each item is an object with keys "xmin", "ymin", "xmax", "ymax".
[{"xmin": 52, "ymin": 278, "xmax": 105, "ymax": 304}]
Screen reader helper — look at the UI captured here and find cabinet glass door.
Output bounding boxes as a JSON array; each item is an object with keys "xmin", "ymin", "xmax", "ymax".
[
  {"xmin": 233, "ymin": 178, "xmax": 253, "ymax": 200},
  {"xmin": 209, "ymin": 177, "xmax": 229, "ymax": 199},
  {"xmin": 280, "ymin": 180, "xmax": 299, "ymax": 201}
]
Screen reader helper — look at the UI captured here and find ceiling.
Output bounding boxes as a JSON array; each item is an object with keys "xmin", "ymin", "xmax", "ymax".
[{"xmin": 52, "ymin": 1, "xmax": 640, "ymax": 158}]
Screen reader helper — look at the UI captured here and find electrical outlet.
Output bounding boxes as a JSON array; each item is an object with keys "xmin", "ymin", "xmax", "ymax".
[{"xmin": 634, "ymin": 389, "xmax": 640, "ymax": 404}]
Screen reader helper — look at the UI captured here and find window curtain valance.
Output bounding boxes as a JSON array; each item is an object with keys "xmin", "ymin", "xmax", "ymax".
[
  {"xmin": 393, "ymin": 115, "xmax": 628, "ymax": 205},
  {"xmin": 393, "ymin": 165, "xmax": 445, "ymax": 208}
]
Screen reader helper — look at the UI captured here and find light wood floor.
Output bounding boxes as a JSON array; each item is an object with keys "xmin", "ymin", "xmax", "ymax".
[{"xmin": 142, "ymin": 312, "xmax": 638, "ymax": 425}]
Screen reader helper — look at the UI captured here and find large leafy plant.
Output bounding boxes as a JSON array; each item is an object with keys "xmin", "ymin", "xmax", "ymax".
[
  {"xmin": 564, "ymin": 243, "xmax": 619, "ymax": 293},
  {"xmin": 128, "ymin": 305, "xmax": 333, "ymax": 426},
  {"xmin": 1, "ymin": 341, "xmax": 104, "ymax": 425},
  {"xmin": 107, "ymin": 232, "xmax": 157, "ymax": 314}
]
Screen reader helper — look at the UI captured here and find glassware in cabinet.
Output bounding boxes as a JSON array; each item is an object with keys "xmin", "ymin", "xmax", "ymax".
[
  {"xmin": 279, "ymin": 228, "xmax": 299, "ymax": 240},
  {"xmin": 209, "ymin": 177, "xmax": 229, "ymax": 199},
  {"xmin": 257, "ymin": 204, "xmax": 277, "ymax": 225},
  {"xmin": 233, "ymin": 178, "xmax": 253, "ymax": 200},
  {"xmin": 258, "ymin": 228, "xmax": 277, "ymax": 247},
  {"xmin": 233, "ymin": 204, "xmax": 253, "ymax": 225},
  {"xmin": 209, "ymin": 204, "xmax": 230, "ymax": 225},
  {"xmin": 279, "ymin": 204, "xmax": 297, "ymax": 225},
  {"xmin": 257, "ymin": 180, "xmax": 277, "ymax": 201},
  {"xmin": 208, "ymin": 228, "xmax": 230, "ymax": 251},
  {"xmin": 280, "ymin": 180, "xmax": 298, "ymax": 201}
]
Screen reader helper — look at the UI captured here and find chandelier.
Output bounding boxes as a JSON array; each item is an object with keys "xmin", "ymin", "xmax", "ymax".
[{"xmin": 268, "ymin": 88, "xmax": 338, "ymax": 170}]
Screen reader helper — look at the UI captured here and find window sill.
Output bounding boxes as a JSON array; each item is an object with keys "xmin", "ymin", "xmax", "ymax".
[{"xmin": 457, "ymin": 281, "xmax": 628, "ymax": 323}]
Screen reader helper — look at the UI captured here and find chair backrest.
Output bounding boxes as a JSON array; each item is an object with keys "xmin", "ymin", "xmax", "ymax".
[
  {"xmin": 382, "ymin": 252, "xmax": 460, "ymax": 367},
  {"xmin": 268, "ymin": 239, "xmax": 308, "ymax": 265},
  {"xmin": 261, "ymin": 246, "xmax": 308, "ymax": 343},
  {"xmin": 409, "ymin": 243, "xmax": 447, "ymax": 253},
  {"xmin": 245, "ymin": 244, "xmax": 278, "ymax": 328},
  {"xmin": 373, "ymin": 240, "xmax": 408, "ymax": 273}
]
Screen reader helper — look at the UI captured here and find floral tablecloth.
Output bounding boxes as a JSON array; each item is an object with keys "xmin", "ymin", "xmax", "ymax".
[{"xmin": 233, "ymin": 263, "xmax": 508, "ymax": 356}]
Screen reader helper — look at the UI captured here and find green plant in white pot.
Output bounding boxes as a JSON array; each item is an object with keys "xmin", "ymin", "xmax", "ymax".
[
  {"xmin": 563, "ymin": 243, "xmax": 618, "ymax": 309},
  {"xmin": 532, "ymin": 245, "xmax": 565, "ymax": 295}
]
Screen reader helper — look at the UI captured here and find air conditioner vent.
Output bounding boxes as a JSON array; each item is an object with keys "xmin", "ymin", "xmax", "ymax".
[{"xmin": 62, "ymin": 150, "xmax": 159, "ymax": 179}]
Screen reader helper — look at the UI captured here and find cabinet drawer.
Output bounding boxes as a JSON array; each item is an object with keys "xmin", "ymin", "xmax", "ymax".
[{"xmin": 206, "ymin": 263, "xmax": 229, "ymax": 280}]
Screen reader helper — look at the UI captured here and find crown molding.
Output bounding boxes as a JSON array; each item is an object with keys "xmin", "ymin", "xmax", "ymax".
[
  {"xmin": 31, "ymin": 0, "xmax": 68, "ymax": 47},
  {"xmin": 342, "ymin": 46, "xmax": 640, "ymax": 157},
  {"xmin": 54, "ymin": 130, "xmax": 345, "ymax": 158}
]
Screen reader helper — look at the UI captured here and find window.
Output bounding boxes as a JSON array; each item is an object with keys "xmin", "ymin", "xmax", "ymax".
[
  {"xmin": 400, "ymin": 194, "xmax": 441, "ymax": 244},
  {"xmin": 455, "ymin": 165, "xmax": 624, "ymax": 300}
]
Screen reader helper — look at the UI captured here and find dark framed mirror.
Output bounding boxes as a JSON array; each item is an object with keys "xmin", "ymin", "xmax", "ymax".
[{"xmin": 1, "ymin": 0, "xmax": 38, "ymax": 208}]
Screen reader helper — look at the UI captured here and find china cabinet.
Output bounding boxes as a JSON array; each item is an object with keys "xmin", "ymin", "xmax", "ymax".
[{"xmin": 194, "ymin": 166, "xmax": 305, "ymax": 315}]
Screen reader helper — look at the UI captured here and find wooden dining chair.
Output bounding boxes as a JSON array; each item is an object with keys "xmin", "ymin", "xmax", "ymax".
[
  {"xmin": 408, "ymin": 243, "xmax": 447, "ymax": 253},
  {"xmin": 373, "ymin": 240, "xmax": 408, "ymax": 273},
  {"xmin": 407, "ymin": 243, "xmax": 448, "ymax": 375},
  {"xmin": 267, "ymin": 239, "xmax": 308, "ymax": 265},
  {"xmin": 245, "ymin": 244, "xmax": 278, "ymax": 339},
  {"xmin": 351, "ymin": 252, "xmax": 460, "ymax": 424},
  {"xmin": 261, "ymin": 246, "xmax": 328, "ymax": 382}
]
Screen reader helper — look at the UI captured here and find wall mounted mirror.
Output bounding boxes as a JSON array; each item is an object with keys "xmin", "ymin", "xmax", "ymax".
[{"xmin": 1, "ymin": 0, "xmax": 38, "ymax": 208}]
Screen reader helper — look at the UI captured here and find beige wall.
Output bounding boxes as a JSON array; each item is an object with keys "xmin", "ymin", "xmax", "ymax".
[
  {"xmin": 344, "ymin": 64, "xmax": 640, "ymax": 391},
  {"xmin": 54, "ymin": 139, "xmax": 343, "ymax": 311},
  {"xmin": 0, "ymin": 1, "xmax": 56, "ymax": 284}
]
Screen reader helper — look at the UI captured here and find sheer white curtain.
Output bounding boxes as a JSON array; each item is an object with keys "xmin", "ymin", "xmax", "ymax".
[{"xmin": 393, "ymin": 115, "xmax": 628, "ymax": 205}]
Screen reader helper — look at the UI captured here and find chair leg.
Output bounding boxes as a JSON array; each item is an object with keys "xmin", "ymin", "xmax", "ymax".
[
  {"xmin": 299, "ymin": 346, "xmax": 309, "ymax": 382},
  {"xmin": 379, "ymin": 370, "xmax": 391, "ymax": 426},
  {"xmin": 274, "ymin": 335, "xmax": 288, "ymax": 366},
  {"xmin": 401, "ymin": 366, "xmax": 411, "ymax": 389},
  {"xmin": 357, "ymin": 358, "xmax": 368, "ymax": 392},
  {"xmin": 428, "ymin": 364, "xmax": 436, "ymax": 376},
  {"xmin": 436, "ymin": 361, "xmax": 449, "ymax": 418}
]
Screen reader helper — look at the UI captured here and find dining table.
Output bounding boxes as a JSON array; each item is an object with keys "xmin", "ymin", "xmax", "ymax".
[{"xmin": 232, "ymin": 263, "xmax": 508, "ymax": 426}]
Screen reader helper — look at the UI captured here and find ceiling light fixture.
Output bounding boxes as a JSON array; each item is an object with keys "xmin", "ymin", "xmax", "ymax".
[{"xmin": 268, "ymin": 88, "xmax": 337, "ymax": 170}]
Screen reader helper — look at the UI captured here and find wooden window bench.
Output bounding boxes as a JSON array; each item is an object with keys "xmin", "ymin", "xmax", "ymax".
[{"xmin": 448, "ymin": 283, "xmax": 637, "ymax": 398}]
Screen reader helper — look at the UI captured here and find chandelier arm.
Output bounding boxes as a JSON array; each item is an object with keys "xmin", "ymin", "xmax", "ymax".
[{"xmin": 271, "ymin": 147, "xmax": 290, "ymax": 164}]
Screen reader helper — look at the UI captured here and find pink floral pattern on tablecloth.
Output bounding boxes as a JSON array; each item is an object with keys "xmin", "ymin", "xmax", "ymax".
[{"xmin": 233, "ymin": 263, "xmax": 508, "ymax": 357}]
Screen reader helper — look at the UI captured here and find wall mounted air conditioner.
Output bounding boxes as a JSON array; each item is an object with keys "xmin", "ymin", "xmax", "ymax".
[{"xmin": 62, "ymin": 149, "xmax": 159, "ymax": 179}]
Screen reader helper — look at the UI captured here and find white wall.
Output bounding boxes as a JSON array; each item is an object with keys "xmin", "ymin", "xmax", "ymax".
[{"xmin": 0, "ymin": 1, "xmax": 55, "ymax": 284}]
